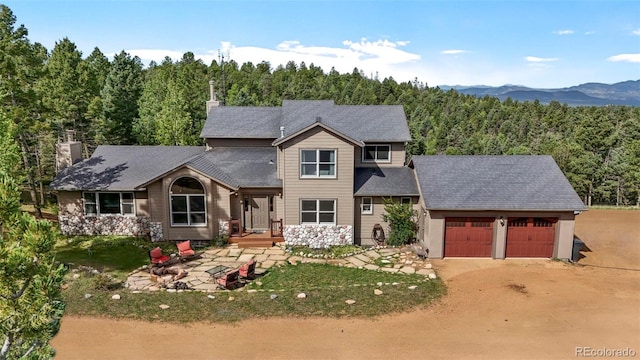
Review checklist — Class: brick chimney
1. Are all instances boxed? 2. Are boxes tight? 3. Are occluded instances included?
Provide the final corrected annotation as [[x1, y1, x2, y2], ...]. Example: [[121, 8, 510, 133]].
[[206, 80, 220, 113], [55, 130, 83, 172]]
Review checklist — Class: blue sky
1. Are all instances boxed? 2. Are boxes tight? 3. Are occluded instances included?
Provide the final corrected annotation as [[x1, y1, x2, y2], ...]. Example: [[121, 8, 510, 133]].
[[5, 0, 640, 88]]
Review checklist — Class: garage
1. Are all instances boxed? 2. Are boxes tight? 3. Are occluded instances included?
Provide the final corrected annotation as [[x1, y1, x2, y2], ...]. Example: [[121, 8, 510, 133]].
[[444, 218, 494, 257], [505, 217, 556, 257]]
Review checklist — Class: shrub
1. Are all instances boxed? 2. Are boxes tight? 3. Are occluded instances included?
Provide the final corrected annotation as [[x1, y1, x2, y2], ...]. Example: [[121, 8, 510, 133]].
[[212, 234, 229, 247], [381, 198, 417, 246]]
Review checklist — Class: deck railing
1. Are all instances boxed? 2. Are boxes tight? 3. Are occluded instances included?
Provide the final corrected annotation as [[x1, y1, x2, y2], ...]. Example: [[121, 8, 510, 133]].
[[270, 218, 283, 238]]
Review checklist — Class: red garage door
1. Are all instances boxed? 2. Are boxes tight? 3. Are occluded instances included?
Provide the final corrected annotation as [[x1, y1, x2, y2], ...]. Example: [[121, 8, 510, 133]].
[[506, 218, 556, 257], [444, 218, 494, 257]]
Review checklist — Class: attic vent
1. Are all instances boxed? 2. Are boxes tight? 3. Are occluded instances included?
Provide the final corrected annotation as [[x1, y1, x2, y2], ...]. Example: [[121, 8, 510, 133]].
[[279, 126, 285, 138], [316, 116, 322, 122]]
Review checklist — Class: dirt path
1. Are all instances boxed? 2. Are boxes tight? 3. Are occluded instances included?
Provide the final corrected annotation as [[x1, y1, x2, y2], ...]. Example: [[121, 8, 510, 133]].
[[52, 210, 640, 359]]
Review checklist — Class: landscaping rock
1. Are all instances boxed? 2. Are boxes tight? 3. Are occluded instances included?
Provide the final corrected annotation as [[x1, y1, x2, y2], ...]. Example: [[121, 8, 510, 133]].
[[270, 294, 278, 300], [148, 286, 160, 292], [166, 289, 177, 293], [345, 299, 356, 305], [374, 289, 383, 295], [428, 273, 437, 279], [247, 289, 258, 293], [376, 282, 383, 286], [73, 274, 81, 279], [207, 295, 216, 299], [425, 263, 433, 269], [297, 293, 307, 299], [111, 294, 121, 300], [228, 296, 235, 301], [84, 294, 92, 299], [159, 304, 170, 310], [408, 285, 418, 290]]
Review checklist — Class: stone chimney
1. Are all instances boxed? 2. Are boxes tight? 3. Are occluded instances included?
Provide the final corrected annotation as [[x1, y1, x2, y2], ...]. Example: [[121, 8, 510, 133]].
[[55, 130, 83, 172], [206, 80, 220, 113]]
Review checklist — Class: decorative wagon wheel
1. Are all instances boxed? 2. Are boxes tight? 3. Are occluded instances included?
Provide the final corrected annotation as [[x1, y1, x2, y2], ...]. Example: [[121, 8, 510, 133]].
[[371, 223, 386, 246]]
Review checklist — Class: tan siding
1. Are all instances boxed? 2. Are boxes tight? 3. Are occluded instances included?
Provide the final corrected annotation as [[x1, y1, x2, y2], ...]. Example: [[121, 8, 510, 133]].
[[281, 127, 354, 225], [354, 196, 419, 245], [277, 147, 283, 179], [355, 142, 406, 167], [162, 168, 215, 241], [57, 191, 83, 216], [147, 181, 164, 222], [206, 138, 274, 148], [134, 191, 149, 217]]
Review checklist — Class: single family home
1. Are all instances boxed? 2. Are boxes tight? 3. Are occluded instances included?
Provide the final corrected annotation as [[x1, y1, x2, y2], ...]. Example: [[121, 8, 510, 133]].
[[50, 82, 587, 259]]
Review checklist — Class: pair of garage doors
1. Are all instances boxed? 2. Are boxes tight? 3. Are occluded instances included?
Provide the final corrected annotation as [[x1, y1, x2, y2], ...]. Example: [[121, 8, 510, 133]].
[[444, 217, 556, 258]]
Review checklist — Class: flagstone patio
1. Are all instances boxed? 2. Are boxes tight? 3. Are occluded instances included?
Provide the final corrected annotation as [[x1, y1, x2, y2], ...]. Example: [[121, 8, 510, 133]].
[[125, 243, 435, 293]]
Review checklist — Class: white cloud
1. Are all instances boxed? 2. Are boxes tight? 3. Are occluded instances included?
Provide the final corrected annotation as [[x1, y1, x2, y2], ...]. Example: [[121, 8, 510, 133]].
[[632, 29, 640, 36], [525, 56, 559, 63], [441, 49, 469, 55], [585, 31, 596, 35], [553, 30, 575, 35], [125, 38, 421, 81], [607, 53, 640, 63]]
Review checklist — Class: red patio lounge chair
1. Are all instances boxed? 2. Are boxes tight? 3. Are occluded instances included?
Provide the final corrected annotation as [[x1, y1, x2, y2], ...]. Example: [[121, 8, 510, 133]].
[[239, 259, 256, 280], [176, 240, 196, 260], [149, 247, 171, 266], [216, 269, 239, 290]]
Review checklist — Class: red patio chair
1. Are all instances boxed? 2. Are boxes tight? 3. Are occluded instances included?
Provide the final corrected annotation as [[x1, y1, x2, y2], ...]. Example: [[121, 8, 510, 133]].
[[239, 259, 256, 280], [176, 240, 196, 260], [149, 247, 171, 266], [216, 269, 239, 290]]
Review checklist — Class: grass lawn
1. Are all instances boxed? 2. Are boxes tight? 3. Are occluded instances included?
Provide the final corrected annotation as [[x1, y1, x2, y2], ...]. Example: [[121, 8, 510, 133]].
[[54, 236, 178, 279], [56, 236, 447, 323]]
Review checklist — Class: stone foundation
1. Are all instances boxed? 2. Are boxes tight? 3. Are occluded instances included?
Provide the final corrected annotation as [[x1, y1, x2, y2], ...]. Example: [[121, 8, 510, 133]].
[[218, 220, 229, 236], [284, 225, 353, 249], [59, 215, 151, 238], [149, 222, 163, 242]]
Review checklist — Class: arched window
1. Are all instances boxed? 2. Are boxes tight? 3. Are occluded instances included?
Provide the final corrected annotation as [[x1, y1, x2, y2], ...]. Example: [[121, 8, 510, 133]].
[[170, 177, 206, 226]]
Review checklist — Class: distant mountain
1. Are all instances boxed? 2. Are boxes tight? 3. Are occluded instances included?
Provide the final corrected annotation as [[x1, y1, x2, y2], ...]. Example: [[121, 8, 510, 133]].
[[439, 80, 640, 107]]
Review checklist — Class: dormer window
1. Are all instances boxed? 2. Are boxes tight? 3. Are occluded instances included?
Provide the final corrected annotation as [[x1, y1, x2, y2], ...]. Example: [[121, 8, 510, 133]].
[[300, 149, 336, 178], [363, 145, 390, 162]]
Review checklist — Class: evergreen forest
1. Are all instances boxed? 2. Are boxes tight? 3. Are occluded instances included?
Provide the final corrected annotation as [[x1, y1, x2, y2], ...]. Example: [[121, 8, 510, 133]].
[[1, 5, 638, 214]]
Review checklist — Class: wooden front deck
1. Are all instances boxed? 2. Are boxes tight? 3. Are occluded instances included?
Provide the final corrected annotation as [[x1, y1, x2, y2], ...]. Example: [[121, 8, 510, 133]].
[[228, 219, 284, 248]]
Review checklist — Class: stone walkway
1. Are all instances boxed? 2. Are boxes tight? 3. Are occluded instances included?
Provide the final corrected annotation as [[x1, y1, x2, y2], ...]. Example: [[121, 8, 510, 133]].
[[126, 243, 436, 293]]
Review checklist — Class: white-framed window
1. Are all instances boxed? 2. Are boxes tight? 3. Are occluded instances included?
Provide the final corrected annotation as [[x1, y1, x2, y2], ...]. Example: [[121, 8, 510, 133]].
[[300, 149, 336, 178], [361, 197, 373, 214], [170, 177, 206, 226], [401, 197, 412, 205], [82, 192, 135, 216], [363, 144, 391, 162], [300, 199, 336, 224]]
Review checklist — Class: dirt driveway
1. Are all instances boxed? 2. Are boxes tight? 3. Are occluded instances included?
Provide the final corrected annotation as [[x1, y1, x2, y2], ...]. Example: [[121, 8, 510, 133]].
[[52, 210, 640, 359]]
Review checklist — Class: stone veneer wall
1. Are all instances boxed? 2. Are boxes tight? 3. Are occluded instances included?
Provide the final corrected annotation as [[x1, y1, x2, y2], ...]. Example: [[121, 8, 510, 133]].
[[149, 222, 163, 242], [59, 215, 153, 239], [284, 225, 353, 249]]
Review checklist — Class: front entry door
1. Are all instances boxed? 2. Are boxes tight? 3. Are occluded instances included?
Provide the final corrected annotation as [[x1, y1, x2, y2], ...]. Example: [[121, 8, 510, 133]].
[[249, 196, 269, 229]]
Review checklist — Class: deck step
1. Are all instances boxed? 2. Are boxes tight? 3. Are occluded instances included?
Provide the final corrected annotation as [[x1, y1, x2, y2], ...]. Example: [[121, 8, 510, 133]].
[[237, 239, 276, 248]]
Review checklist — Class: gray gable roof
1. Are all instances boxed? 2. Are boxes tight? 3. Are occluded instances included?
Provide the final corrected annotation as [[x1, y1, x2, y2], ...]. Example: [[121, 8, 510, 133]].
[[354, 167, 419, 196], [411, 155, 587, 211], [50, 146, 281, 191], [187, 147, 281, 188], [50, 146, 204, 191], [200, 100, 411, 143]]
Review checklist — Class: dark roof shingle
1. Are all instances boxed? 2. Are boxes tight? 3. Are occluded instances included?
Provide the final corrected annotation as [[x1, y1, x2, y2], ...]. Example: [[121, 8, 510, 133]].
[[354, 167, 419, 196], [412, 155, 587, 211], [51, 146, 281, 191], [50, 146, 203, 191], [200, 100, 411, 143]]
